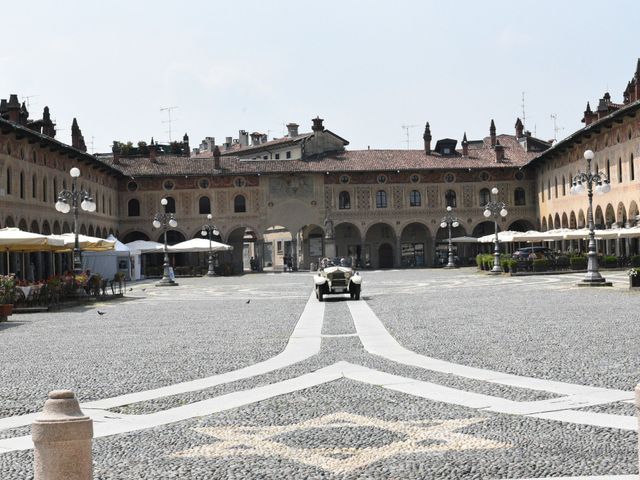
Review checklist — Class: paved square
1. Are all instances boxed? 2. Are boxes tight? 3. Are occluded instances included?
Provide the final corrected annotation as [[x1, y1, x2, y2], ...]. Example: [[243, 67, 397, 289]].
[[0, 268, 638, 479]]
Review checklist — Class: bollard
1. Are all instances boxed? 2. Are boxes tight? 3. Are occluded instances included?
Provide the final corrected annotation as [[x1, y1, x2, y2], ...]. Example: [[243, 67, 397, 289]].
[[636, 384, 640, 471], [32, 390, 93, 480]]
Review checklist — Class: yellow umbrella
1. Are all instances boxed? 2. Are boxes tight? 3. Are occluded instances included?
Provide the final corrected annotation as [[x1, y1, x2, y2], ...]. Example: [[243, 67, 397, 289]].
[[0, 227, 65, 252], [47, 233, 116, 252]]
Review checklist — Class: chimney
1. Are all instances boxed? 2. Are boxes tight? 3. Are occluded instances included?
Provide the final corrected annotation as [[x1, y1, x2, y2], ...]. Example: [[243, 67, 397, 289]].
[[149, 137, 157, 163], [225, 136, 232, 150], [462, 132, 468, 157], [581, 101, 597, 126], [19, 102, 29, 125], [423, 122, 432, 155], [286, 123, 299, 137], [112, 141, 120, 164], [515, 118, 524, 138], [183, 133, 190, 155], [239, 130, 249, 147], [0, 99, 7, 118], [250, 132, 262, 146], [213, 145, 221, 169], [490, 119, 496, 147], [7, 94, 20, 123], [261, 134, 268, 144], [494, 140, 505, 162], [311, 117, 324, 132], [70, 118, 87, 152], [42, 106, 56, 137]]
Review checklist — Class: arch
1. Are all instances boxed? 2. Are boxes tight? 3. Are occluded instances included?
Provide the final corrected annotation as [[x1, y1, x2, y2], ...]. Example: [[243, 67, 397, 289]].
[[410, 190, 422, 207], [335, 222, 363, 265], [157, 230, 186, 245], [88, 225, 95, 237], [561, 212, 569, 228], [508, 219, 535, 232], [401, 222, 432, 267], [541, 217, 548, 231], [30, 220, 40, 233], [198, 195, 211, 214], [19, 171, 25, 199], [444, 190, 455, 208], [18, 218, 28, 231], [32, 174, 37, 199], [594, 205, 604, 228], [365, 222, 397, 268], [629, 201, 639, 225], [227, 226, 258, 273], [578, 210, 586, 229], [42, 220, 51, 235], [5, 216, 15, 228], [604, 204, 615, 227], [234, 194, 246, 213], [378, 243, 394, 268], [547, 214, 553, 230], [617, 202, 628, 226], [53, 221, 61, 235], [42, 177, 47, 202], [338, 191, 351, 210], [375, 190, 388, 208], [5, 167, 11, 195], [569, 211, 577, 229], [479, 188, 490, 206], [472, 221, 498, 237], [514, 187, 526, 205], [261, 225, 292, 271], [554, 213, 561, 229], [62, 222, 71, 234], [121, 231, 150, 243], [164, 196, 176, 214], [128, 198, 140, 217], [80, 224, 88, 235]]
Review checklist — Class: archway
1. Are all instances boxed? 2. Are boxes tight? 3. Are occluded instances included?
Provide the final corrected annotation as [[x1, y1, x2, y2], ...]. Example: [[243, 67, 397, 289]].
[[569, 211, 577, 229], [508, 219, 535, 232], [604, 204, 615, 228], [227, 226, 259, 274], [617, 202, 628, 227], [262, 225, 292, 272], [42, 221, 51, 235], [378, 243, 394, 268], [594, 206, 604, 228], [30, 220, 40, 234], [121, 231, 150, 243], [435, 221, 467, 267], [401, 222, 431, 267], [5, 216, 15, 228], [335, 222, 362, 267], [18, 219, 27, 231], [541, 217, 548, 231], [365, 223, 397, 269], [88, 225, 95, 237], [578, 210, 586, 229], [554, 213, 561, 229], [561, 213, 569, 229], [299, 223, 324, 270]]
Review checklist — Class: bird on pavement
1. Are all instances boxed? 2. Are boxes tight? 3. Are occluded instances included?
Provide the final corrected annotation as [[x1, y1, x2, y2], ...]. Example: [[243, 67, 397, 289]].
[[141, 288, 146, 291], [129, 288, 133, 291], [246, 300, 250, 304], [97, 310, 106, 316]]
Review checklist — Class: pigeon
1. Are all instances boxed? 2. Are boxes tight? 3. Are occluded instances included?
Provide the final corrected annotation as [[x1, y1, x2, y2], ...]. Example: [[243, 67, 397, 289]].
[[246, 300, 250, 304], [97, 311, 106, 316], [141, 288, 146, 292], [129, 288, 133, 291]]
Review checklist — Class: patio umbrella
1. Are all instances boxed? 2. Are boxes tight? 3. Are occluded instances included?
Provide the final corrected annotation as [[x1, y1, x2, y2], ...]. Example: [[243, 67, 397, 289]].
[[164, 238, 233, 253], [47, 233, 116, 252], [124, 240, 164, 254], [449, 236, 479, 243], [477, 231, 523, 243], [0, 227, 65, 252]]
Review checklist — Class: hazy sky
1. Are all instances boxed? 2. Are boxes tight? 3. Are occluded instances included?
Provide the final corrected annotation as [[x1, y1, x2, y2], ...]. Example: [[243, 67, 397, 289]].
[[1, 1, 638, 153]]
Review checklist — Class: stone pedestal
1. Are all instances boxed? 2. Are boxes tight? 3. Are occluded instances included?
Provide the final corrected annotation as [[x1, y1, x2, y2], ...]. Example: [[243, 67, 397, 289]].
[[324, 238, 336, 259], [32, 390, 93, 480]]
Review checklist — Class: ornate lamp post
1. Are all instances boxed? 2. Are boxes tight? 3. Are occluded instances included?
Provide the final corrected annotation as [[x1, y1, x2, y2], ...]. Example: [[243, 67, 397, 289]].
[[483, 187, 508, 274], [153, 198, 178, 286], [570, 149, 612, 286], [55, 167, 96, 274], [201, 214, 220, 277], [440, 206, 459, 268]]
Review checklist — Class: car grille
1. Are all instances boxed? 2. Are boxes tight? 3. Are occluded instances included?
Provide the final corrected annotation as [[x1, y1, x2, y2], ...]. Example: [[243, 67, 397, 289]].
[[330, 272, 347, 287]]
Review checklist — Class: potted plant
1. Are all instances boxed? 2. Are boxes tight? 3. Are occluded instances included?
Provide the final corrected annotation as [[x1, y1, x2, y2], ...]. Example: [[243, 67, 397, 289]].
[[0, 275, 17, 320], [628, 267, 640, 288]]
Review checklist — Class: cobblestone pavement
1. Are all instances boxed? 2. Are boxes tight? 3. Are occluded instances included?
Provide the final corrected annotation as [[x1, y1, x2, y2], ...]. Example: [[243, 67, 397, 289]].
[[0, 268, 639, 479]]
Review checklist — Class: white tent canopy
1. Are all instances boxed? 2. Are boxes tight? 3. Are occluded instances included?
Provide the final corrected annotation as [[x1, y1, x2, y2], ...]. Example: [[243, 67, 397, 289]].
[[477, 231, 526, 243], [125, 240, 164, 254], [164, 238, 232, 253], [47, 233, 115, 252]]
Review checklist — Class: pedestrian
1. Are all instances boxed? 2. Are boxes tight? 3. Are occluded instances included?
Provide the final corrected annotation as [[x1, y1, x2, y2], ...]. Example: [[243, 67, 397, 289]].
[[283, 254, 289, 272]]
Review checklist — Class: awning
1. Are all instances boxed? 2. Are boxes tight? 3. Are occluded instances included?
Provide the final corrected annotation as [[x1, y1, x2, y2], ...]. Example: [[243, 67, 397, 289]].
[[0, 227, 64, 252], [163, 238, 233, 253]]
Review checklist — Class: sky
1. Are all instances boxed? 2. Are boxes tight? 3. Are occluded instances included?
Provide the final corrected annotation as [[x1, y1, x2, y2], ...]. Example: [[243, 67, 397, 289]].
[[1, 1, 638, 153]]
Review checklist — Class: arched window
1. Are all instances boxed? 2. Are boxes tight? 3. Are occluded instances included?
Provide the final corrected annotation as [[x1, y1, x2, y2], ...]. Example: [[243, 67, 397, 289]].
[[5, 168, 11, 195], [554, 177, 558, 198], [53, 178, 58, 200], [410, 190, 422, 207], [32, 174, 37, 198], [618, 157, 622, 183], [102, 195, 105, 214], [234, 195, 246, 213], [514, 187, 526, 205], [19, 172, 25, 199], [108, 197, 112, 216], [606, 159, 610, 180], [444, 189, 455, 207], [164, 196, 176, 213], [42, 178, 47, 202], [338, 191, 351, 209], [128, 199, 140, 217], [631, 153, 635, 181], [561, 176, 566, 196], [199, 196, 211, 214], [376, 190, 387, 208], [547, 180, 551, 200], [479, 188, 490, 206]]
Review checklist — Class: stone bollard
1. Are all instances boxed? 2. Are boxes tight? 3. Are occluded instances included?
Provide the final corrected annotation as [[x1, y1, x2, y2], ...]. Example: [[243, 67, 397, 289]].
[[32, 390, 93, 480]]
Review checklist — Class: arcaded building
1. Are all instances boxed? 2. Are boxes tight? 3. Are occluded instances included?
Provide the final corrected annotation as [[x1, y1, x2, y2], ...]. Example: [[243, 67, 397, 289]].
[[1, 59, 639, 276]]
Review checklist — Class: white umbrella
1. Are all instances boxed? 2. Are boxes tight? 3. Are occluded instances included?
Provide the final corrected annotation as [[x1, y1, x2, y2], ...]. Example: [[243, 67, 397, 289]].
[[164, 238, 232, 253], [477, 231, 523, 243], [125, 240, 164, 254], [47, 233, 115, 252], [0, 227, 64, 251], [617, 226, 640, 238], [562, 228, 617, 240], [449, 236, 479, 243]]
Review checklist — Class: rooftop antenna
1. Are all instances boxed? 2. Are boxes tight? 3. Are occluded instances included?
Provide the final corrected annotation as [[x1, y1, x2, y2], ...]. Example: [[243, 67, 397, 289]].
[[160, 106, 178, 142], [550, 114, 564, 141], [21, 95, 38, 109], [521, 91, 526, 127], [401, 124, 418, 149]]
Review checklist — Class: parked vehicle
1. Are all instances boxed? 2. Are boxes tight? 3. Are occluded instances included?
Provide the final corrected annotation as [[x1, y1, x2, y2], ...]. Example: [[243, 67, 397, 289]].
[[313, 257, 362, 301], [512, 247, 556, 261]]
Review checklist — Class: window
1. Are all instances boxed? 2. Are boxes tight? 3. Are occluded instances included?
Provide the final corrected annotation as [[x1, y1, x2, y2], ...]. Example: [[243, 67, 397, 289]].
[[410, 174, 420, 183], [233, 177, 246, 188], [339, 191, 351, 209], [164, 196, 176, 213], [444, 173, 455, 183], [275, 153, 280, 160], [42, 178, 47, 202], [339, 175, 350, 184], [5, 168, 11, 195], [479, 188, 490, 206], [631, 153, 635, 181], [444, 189, 455, 208], [198, 178, 210, 189], [562, 176, 566, 196], [540, 180, 544, 203], [32, 174, 37, 198], [127, 181, 138, 192], [547, 180, 551, 200], [514, 187, 526, 205], [376, 190, 387, 208], [410, 190, 422, 207], [163, 179, 175, 191], [618, 158, 622, 183], [199, 196, 211, 214], [234, 195, 246, 213], [128, 199, 140, 217], [606, 159, 610, 180], [19, 172, 25, 199], [377, 174, 387, 184], [554, 177, 558, 198], [286, 151, 291, 159], [102, 195, 105, 214]]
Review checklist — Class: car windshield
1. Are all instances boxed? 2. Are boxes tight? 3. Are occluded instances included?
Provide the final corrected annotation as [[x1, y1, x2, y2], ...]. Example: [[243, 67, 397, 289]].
[[320, 257, 352, 268]]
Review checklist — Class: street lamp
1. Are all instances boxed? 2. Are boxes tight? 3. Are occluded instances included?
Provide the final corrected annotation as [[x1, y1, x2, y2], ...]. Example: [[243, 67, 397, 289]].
[[440, 206, 460, 268], [201, 214, 220, 277], [153, 198, 178, 286], [483, 187, 508, 274], [570, 149, 612, 286], [55, 167, 96, 274]]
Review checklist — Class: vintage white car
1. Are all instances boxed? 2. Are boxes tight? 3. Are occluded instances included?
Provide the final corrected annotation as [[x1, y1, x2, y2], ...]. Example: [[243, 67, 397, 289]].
[[313, 257, 362, 301]]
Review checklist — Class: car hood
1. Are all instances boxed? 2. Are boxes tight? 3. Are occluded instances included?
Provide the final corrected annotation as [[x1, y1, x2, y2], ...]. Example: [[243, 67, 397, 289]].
[[322, 266, 353, 275]]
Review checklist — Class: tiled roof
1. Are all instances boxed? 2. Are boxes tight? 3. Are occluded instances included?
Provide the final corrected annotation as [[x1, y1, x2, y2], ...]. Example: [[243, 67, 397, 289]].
[[219, 133, 313, 156], [101, 134, 542, 177]]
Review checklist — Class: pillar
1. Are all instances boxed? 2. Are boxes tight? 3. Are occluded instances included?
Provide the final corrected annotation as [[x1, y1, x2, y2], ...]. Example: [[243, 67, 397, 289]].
[[291, 238, 298, 271], [395, 237, 402, 268], [255, 239, 264, 271], [32, 390, 93, 480]]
